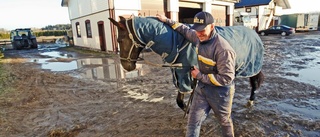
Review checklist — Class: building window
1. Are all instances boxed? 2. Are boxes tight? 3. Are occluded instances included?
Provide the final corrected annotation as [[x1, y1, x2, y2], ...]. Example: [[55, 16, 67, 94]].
[[76, 22, 81, 37], [85, 20, 92, 38], [245, 7, 251, 13]]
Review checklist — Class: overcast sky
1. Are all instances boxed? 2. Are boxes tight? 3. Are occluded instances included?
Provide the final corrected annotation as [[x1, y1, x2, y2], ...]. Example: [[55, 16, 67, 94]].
[[0, 0, 70, 30], [281, 0, 320, 14]]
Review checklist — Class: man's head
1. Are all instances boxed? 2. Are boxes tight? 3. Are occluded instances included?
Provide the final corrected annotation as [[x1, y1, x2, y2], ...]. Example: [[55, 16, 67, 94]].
[[191, 11, 214, 31], [191, 11, 215, 42]]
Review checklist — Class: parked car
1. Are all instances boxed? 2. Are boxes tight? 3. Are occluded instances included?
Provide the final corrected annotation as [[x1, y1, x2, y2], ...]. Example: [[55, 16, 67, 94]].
[[258, 25, 295, 36]]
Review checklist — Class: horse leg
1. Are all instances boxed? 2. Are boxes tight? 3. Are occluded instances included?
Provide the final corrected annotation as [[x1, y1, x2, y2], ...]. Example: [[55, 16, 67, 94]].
[[247, 71, 264, 107], [176, 92, 187, 112]]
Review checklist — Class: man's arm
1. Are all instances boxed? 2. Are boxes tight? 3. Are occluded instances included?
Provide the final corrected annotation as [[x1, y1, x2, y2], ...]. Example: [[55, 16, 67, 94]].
[[156, 14, 199, 44], [196, 49, 236, 86]]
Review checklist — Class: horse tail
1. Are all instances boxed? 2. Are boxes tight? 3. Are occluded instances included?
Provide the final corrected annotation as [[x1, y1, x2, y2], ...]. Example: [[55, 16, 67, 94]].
[[248, 71, 264, 104], [255, 71, 264, 88], [250, 71, 264, 89]]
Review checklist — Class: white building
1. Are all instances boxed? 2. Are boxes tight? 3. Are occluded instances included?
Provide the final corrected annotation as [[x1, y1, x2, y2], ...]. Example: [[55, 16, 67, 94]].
[[61, 0, 239, 52]]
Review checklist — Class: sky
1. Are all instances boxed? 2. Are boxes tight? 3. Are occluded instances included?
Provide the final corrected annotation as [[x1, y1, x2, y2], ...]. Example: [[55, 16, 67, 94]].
[[0, 0, 319, 30], [281, 0, 320, 14], [0, 0, 70, 30]]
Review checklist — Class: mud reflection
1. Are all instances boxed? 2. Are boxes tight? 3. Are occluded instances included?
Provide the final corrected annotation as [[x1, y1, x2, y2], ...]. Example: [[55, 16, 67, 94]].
[[38, 59, 78, 71], [76, 58, 147, 80], [40, 51, 72, 58]]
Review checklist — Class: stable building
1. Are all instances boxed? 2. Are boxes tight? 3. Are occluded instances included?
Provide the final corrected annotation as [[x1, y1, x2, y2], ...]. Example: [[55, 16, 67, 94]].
[[61, 0, 239, 52], [234, 0, 291, 32]]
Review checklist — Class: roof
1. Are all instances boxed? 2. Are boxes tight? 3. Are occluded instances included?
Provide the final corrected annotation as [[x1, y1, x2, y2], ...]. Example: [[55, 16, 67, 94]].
[[61, 0, 68, 7], [14, 28, 31, 31], [235, 0, 290, 9], [235, 0, 271, 8]]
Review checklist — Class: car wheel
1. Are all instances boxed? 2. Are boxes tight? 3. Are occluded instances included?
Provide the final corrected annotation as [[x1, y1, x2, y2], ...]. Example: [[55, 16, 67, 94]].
[[281, 32, 287, 36], [261, 32, 266, 36]]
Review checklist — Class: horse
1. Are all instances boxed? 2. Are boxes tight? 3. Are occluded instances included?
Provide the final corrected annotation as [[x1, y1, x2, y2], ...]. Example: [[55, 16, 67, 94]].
[[109, 16, 264, 111]]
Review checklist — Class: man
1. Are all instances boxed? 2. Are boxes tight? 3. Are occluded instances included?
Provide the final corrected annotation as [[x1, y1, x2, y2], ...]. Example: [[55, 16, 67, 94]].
[[157, 11, 236, 137]]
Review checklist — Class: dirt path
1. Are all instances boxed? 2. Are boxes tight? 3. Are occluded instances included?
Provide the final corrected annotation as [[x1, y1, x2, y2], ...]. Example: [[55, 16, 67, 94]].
[[0, 33, 319, 137]]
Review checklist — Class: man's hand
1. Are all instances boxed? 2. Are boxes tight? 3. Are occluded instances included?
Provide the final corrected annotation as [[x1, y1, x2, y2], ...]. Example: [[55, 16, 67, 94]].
[[156, 14, 167, 23], [191, 66, 200, 78]]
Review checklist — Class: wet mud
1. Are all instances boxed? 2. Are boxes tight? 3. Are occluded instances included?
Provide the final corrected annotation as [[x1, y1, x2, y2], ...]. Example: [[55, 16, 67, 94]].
[[0, 33, 319, 137]]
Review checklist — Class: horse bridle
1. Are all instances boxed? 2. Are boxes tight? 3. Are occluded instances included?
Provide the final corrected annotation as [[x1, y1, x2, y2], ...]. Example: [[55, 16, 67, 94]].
[[119, 17, 181, 69], [119, 19, 145, 62]]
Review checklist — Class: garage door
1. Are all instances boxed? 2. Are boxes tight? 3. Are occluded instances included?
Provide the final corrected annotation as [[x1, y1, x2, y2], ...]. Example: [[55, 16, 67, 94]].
[[211, 5, 227, 26], [139, 0, 165, 16]]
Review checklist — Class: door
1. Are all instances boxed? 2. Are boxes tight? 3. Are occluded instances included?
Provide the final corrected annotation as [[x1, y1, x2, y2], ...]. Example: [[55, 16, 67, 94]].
[[98, 21, 106, 51], [211, 5, 227, 26]]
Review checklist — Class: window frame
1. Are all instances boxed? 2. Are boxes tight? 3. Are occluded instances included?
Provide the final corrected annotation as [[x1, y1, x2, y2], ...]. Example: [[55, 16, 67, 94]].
[[76, 22, 81, 38], [85, 20, 92, 38], [245, 7, 251, 13]]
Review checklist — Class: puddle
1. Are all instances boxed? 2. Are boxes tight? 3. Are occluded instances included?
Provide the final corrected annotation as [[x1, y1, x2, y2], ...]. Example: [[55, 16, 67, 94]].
[[37, 43, 69, 50], [264, 99, 320, 120], [281, 46, 320, 87], [40, 51, 72, 58], [30, 51, 151, 80], [36, 59, 78, 71], [76, 58, 149, 80], [2, 43, 67, 51], [29, 50, 156, 101], [283, 67, 320, 87]]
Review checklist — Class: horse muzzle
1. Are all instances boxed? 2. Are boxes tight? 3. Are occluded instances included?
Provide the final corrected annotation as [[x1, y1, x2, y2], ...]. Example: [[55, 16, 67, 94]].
[[121, 61, 136, 71]]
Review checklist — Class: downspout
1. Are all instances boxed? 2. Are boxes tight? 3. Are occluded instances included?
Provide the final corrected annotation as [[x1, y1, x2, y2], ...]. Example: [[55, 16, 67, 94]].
[[265, 2, 275, 29], [255, 7, 259, 32], [108, 0, 118, 53]]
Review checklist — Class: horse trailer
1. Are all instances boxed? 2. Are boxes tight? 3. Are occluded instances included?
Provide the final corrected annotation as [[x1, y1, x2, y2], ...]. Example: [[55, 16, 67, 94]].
[[296, 13, 319, 31], [281, 13, 319, 32]]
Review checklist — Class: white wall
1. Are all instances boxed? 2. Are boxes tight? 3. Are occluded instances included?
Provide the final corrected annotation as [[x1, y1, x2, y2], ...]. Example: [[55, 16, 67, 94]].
[[91, 0, 108, 13], [114, 0, 141, 10], [68, 0, 108, 19], [66, 0, 141, 51], [71, 11, 113, 51], [68, 0, 79, 19]]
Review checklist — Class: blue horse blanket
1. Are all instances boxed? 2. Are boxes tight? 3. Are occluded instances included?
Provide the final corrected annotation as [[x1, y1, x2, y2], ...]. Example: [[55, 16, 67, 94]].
[[132, 16, 264, 92]]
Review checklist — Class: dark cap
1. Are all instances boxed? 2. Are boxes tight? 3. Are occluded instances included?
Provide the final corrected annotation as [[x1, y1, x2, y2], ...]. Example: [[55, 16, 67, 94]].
[[191, 11, 214, 31]]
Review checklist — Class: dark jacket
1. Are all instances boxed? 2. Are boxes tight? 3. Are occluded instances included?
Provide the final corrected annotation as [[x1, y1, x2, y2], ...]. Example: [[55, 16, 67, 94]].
[[165, 19, 236, 87]]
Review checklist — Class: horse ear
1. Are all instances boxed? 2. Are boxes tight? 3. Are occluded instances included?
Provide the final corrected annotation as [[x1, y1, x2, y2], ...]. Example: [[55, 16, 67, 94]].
[[108, 17, 126, 30], [119, 16, 126, 21]]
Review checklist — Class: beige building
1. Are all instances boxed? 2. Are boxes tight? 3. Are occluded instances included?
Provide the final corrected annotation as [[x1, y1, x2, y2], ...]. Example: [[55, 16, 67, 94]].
[[61, 0, 239, 52]]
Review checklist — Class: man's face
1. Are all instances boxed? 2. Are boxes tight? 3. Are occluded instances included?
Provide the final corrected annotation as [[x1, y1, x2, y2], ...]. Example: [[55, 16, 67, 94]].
[[195, 24, 214, 42]]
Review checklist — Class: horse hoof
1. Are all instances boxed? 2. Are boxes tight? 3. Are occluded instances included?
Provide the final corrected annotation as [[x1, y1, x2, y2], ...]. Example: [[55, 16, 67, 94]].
[[245, 100, 254, 108]]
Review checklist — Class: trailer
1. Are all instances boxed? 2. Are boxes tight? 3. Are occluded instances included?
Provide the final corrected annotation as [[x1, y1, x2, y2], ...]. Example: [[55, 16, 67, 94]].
[[296, 13, 319, 31]]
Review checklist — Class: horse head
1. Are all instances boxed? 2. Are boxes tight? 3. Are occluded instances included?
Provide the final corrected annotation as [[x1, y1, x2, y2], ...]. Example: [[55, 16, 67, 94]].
[[109, 16, 144, 71]]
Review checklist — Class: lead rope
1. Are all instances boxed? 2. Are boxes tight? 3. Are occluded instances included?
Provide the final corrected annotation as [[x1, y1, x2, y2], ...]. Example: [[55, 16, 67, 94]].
[[184, 67, 197, 118]]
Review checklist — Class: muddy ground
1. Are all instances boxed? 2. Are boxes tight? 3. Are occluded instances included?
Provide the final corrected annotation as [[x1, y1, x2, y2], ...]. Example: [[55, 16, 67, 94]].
[[0, 32, 319, 137]]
